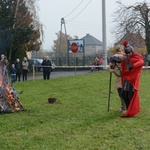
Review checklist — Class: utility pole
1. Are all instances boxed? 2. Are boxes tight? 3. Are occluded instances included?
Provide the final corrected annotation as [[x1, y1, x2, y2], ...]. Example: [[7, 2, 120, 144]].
[[59, 18, 68, 56], [102, 0, 107, 69]]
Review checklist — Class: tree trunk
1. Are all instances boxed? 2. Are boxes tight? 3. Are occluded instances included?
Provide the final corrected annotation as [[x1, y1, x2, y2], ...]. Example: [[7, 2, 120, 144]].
[[145, 26, 150, 54], [9, 49, 12, 64]]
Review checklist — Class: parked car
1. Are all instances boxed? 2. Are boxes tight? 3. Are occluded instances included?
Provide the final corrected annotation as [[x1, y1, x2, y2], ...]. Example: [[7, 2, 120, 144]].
[[28, 59, 43, 72]]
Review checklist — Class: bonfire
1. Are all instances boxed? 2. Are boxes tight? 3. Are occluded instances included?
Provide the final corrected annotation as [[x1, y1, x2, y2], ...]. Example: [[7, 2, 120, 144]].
[[0, 59, 24, 113]]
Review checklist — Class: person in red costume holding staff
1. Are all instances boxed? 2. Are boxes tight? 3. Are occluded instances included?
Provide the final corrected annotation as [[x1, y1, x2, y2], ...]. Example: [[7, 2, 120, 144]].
[[113, 40, 144, 117]]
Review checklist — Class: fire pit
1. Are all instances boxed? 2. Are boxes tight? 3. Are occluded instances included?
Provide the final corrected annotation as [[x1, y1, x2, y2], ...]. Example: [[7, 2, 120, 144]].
[[48, 97, 57, 104]]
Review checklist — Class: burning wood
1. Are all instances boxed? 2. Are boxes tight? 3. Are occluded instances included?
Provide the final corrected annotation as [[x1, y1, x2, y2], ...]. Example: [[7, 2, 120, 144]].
[[0, 58, 24, 113]]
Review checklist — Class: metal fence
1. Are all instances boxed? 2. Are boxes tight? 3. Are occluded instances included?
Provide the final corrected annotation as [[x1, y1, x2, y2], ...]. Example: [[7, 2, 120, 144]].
[[51, 56, 96, 66]]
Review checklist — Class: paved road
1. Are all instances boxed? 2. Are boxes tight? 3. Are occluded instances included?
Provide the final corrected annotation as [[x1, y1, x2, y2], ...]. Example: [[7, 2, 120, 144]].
[[31, 70, 90, 81]]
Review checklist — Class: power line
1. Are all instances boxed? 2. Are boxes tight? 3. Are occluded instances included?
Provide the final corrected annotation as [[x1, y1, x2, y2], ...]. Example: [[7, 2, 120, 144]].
[[66, 0, 93, 23], [67, 21, 101, 27], [63, 0, 85, 18]]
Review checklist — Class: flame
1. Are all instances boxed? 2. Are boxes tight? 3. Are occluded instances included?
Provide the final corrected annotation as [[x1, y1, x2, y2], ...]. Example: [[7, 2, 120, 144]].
[[0, 57, 24, 113]]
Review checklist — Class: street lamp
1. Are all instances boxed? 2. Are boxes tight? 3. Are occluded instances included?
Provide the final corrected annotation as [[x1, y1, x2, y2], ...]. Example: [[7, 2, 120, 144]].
[[102, 0, 107, 69]]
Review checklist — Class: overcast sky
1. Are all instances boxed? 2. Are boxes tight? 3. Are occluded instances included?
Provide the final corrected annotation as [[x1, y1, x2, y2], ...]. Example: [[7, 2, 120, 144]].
[[37, 0, 145, 51]]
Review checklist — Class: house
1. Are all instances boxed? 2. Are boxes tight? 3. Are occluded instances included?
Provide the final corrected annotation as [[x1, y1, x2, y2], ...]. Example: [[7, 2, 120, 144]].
[[114, 31, 145, 52], [81, 33, 103, 56]]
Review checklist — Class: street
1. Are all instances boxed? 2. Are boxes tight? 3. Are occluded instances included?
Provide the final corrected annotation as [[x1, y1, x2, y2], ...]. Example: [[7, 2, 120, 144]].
[[31, 70, 90, 81]]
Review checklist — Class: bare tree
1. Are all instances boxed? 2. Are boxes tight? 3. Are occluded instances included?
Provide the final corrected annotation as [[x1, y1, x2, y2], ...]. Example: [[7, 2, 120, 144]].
[[113, 1, 150, 54]]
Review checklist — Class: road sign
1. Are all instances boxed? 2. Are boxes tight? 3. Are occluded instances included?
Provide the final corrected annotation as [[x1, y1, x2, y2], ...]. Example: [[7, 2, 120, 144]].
[[70, 43, 78, 53]]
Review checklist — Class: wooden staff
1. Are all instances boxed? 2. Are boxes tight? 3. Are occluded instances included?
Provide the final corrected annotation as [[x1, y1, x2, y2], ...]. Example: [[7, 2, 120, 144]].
[[108, 72, 112, 112]]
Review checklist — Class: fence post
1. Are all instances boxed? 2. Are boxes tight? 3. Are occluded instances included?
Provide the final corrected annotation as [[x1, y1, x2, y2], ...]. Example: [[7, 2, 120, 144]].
[[32, 65, 35, 81], [59, 57, 62, 66], [76, 57, 78, 66]]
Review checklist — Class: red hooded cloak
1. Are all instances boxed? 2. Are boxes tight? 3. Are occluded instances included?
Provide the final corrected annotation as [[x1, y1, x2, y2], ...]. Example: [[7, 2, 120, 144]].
[[121, 53, 144, 117]]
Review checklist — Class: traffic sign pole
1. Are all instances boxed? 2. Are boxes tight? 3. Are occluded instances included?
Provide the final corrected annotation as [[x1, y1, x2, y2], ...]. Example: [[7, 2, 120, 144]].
[[74, 53, 76, 76]]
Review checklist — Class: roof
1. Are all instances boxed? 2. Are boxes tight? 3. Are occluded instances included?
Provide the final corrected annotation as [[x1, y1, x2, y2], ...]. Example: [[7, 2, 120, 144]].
[[81, 34, 103, 46], [115, 31, 145, 51]]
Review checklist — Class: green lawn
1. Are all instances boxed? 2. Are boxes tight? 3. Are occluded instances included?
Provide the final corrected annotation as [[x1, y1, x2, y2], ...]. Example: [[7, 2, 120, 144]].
[[0, 70, 150, 150]]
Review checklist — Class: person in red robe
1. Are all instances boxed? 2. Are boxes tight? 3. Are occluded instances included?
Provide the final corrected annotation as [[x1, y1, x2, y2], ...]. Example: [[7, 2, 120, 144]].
[[113, 41, 144, 117]]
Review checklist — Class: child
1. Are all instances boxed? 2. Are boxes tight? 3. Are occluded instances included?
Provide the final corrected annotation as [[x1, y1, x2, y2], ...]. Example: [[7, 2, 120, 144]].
[[10, 64, 16, 83], [89, 61, 96, 73]]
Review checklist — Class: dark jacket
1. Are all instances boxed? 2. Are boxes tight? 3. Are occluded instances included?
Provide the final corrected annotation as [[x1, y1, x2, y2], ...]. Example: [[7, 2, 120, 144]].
[[15, 62, 22, 73], [10, 68, 16, 75], [42, 59, 52, 72]]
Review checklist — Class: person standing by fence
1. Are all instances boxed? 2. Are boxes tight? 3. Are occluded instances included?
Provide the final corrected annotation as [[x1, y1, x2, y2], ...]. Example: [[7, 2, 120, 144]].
[[22, 57, 29, 81], [94, 54, 100, 71], [42, 56, 52, 80], [10, 64, 16, 84], [15, 58, 22, 82]]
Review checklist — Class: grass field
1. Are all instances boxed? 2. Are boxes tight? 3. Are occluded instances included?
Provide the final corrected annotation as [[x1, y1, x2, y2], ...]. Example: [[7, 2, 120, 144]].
[[0, 70, 150, 150]]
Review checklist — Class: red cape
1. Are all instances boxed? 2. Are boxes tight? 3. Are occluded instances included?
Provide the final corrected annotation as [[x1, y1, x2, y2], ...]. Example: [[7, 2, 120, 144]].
[[121, 53, 144, 117]]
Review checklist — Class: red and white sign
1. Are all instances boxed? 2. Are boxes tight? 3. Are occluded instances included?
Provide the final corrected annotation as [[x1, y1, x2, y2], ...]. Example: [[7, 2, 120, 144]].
[[70, 43, 78, 53]]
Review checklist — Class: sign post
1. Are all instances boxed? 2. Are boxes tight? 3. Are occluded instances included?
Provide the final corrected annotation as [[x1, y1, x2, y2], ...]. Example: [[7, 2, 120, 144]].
[[70, 43, 78, 76]]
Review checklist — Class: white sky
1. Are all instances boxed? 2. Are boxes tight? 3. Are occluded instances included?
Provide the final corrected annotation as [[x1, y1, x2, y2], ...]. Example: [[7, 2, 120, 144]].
[[37, 0, 145, 51]]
